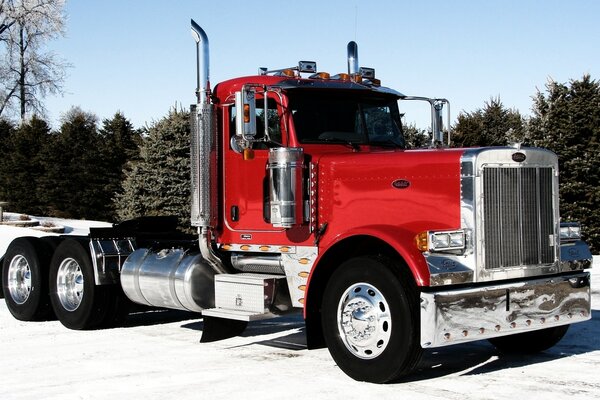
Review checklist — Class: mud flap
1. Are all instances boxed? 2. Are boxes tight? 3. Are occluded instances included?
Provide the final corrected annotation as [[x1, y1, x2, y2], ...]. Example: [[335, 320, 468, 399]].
[[200, 316, 248, 342]]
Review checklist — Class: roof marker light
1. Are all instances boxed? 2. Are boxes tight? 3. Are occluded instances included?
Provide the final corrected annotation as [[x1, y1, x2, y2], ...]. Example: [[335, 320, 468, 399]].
[[332, 73, 351, 81], [309, 72, 331, 80]]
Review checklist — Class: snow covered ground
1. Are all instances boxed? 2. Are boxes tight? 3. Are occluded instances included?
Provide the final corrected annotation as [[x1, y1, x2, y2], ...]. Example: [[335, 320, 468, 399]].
[[0, 222, 598, 399]]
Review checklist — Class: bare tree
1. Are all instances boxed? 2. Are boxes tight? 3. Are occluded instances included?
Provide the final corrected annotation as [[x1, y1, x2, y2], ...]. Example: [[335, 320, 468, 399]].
[[0, 1, 16, 39], [0, 0, 68, 121]]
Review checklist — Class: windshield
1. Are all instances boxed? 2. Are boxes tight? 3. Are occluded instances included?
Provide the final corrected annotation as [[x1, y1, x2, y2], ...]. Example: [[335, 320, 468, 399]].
[[288, 90, 405, 148]]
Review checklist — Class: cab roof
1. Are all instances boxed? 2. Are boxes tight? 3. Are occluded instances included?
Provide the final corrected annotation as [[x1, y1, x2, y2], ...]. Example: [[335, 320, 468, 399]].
[[213, 75, 404, 102]]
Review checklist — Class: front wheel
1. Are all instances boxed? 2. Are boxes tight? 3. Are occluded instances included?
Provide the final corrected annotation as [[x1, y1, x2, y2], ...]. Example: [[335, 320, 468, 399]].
[[321, 256, 422, 383]]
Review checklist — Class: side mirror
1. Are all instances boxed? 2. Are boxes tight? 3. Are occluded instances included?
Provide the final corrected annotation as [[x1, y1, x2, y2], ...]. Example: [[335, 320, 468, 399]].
[[432, 101, 444, 146], [431, 99, 450, 147], [235, 89, 257, 142]]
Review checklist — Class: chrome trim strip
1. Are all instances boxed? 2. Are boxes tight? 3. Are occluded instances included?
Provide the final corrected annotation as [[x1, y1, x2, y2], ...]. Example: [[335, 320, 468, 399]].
[[280, 246, 317, 308]]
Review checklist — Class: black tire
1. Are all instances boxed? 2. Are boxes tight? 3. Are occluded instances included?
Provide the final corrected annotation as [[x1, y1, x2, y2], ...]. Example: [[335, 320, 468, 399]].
[[49, 239, 123, 330], [489, 325, 570, 354], [321, 256, 422, 383], [2, 237, 53, 321]]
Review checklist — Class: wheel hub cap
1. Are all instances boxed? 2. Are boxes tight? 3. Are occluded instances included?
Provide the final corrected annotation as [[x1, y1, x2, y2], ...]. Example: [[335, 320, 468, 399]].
[[56, 258, 84, 311], [338, 282, 391, 359], [7, 255, 32, 304]]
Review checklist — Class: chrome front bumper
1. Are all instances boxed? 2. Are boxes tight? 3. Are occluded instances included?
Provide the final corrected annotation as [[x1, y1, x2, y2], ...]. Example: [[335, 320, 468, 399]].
[[420, 271, 591, 348]]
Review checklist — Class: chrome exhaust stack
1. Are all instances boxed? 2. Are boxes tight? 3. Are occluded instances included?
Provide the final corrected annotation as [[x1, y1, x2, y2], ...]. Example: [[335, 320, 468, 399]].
[[190, 20, 226, 274], [347, 41, 359, 76], [191, 19, 210, 105]]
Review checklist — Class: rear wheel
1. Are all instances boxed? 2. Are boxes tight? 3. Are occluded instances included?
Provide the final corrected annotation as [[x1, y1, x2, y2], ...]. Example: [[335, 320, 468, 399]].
[[489, 325, 569, 354], [2, 237, 53, 321], [49, 239, 125, 329], [321, 256, 422, 383]]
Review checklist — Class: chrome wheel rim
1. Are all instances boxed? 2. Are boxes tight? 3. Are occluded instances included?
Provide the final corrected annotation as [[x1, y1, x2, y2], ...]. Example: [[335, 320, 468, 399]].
[[7, 255, 32, 304], [56, 258, 84, 311], [337, 282, 392, 359]]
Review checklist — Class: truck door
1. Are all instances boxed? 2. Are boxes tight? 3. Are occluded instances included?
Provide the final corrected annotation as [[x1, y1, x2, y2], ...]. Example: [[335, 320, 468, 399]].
[[223, 95, 285, 235]]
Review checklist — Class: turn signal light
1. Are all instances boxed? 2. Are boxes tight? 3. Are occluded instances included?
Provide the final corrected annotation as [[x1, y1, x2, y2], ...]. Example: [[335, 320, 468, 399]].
[[415, 232, 428, 252], [243, 104, 251, 123]]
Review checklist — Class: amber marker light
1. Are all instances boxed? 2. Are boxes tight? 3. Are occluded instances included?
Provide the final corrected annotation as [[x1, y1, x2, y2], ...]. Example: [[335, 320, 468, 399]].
[[331, 73, 351, 81], [415, 231, 428, 252], [243, 103, 251, 123], [243, 148, 254, 160], [309, 72, 331, 80]]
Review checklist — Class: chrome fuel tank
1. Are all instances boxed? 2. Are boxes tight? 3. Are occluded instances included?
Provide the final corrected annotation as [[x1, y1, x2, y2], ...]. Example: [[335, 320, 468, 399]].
[[121, 248, 216, 312]]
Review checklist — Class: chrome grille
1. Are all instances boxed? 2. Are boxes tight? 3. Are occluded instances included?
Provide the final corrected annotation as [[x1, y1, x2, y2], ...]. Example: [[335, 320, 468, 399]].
[[483, 166, 555, 270]]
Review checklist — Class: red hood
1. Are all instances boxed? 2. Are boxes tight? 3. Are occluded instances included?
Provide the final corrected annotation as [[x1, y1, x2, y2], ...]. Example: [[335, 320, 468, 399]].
[[314, 147, 464, 244]]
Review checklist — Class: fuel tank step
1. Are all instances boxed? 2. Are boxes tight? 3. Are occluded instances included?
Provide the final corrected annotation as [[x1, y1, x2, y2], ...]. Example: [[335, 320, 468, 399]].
[[202, 308, 278, 322], [205, 273, 291, 319]]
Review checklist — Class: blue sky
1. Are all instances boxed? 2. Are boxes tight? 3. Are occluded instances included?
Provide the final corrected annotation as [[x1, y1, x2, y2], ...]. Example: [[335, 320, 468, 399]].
[[44, 0, 600, 130]]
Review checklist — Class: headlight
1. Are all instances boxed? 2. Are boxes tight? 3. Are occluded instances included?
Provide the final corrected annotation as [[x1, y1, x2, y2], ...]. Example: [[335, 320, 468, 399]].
[[416, 230, 466, 252], [560, 222, 581, 242]]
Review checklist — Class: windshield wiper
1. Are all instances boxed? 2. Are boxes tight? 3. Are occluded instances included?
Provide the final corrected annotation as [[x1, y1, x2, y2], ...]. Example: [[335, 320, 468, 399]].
[[369, 139, 404, 148], [302, 138, 362, 151]]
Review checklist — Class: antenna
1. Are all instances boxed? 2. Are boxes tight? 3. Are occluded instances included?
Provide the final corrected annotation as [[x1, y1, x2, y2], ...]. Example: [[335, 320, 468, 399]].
[[354, 5, 358, 41]]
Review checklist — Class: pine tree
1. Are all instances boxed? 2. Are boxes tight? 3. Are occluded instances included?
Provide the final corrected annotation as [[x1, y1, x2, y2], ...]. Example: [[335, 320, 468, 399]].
[[403, 123, 429, 148], [527, 75, 600, 252], [98, 112, 142, 219], [1, 115, 50, 214], [39, 107, 108, 219], [452, 97, 525, 147], [115, 108, 191, 230], [0, 118, 16, 202]]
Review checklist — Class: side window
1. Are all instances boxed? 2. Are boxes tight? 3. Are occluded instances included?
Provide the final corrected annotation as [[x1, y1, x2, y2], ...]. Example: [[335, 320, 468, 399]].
[[229, 97, 282, 148], [257, 100, 282, 144]]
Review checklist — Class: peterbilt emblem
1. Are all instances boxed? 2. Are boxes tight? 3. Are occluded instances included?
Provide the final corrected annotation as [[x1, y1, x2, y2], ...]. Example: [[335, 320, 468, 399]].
[[512, 152, 527, 162], [392, 179, 411, 189], [568, 248, 580, 258]]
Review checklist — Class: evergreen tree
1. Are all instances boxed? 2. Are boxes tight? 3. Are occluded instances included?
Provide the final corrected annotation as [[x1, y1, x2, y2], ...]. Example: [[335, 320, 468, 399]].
[[527, 75, 600, 252], [115, 108, 191, 230], [0, 117, 15, 202], [0, 115, 50, 214], [39, 107, 108, 219], [98, 112, 142, 218], [403, 123, 429, 148], [452, 97, 525, 147]]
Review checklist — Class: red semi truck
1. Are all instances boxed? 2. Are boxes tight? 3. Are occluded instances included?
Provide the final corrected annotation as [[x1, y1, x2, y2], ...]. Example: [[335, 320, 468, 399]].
[[1, 20, 592, 383]]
